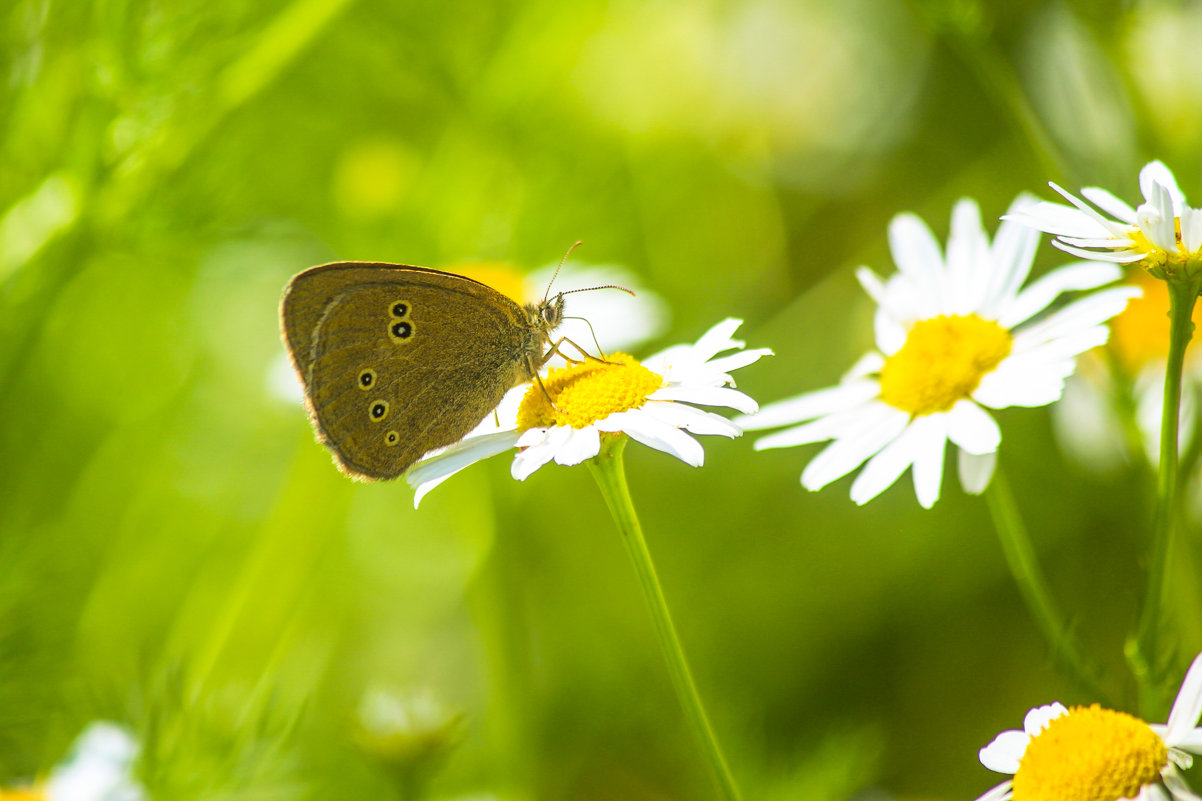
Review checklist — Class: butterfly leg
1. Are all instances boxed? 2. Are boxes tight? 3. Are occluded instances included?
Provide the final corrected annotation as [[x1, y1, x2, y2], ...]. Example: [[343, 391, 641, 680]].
[[540, 336, 617, 367]]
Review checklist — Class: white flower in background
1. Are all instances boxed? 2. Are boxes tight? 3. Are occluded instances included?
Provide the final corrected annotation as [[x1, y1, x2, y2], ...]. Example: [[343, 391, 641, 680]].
[[355, 686, 463, 767], [738, 196, 1139, 508], [407, 319, 771, 506], [449, 259, 669, 361], [1005, 160, 1202, 272], [522, 261, 669, 355], [1, 722, 144, 801], [974, 651, 1202, 801]]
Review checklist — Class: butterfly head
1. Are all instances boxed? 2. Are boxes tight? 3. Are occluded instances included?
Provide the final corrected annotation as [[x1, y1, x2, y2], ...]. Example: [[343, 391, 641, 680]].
[[538, 294, 565, 332]]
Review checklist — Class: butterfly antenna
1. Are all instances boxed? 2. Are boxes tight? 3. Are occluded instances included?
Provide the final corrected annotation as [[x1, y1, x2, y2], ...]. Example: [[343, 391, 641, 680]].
[[559, 283, 636, 298], [544, 240, 584, 303]]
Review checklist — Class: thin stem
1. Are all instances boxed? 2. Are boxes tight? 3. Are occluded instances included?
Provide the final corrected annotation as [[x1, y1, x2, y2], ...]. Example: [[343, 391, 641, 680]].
[[985, 467, 1111, 704], [1128, 276, 1202, 713], [587, 436, 743, 801]]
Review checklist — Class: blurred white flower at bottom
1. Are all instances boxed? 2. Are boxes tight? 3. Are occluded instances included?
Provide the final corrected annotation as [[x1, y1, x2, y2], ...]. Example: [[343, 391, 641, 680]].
[[1, 722, 143, 801]]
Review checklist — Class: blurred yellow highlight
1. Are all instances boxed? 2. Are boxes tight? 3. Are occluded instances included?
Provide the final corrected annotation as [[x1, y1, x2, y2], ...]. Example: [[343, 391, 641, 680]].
[[333, 138, 419, 220], [444, 261, 528, 305], [0, 788, 46, 801], [1110, 271, 1202, 373]]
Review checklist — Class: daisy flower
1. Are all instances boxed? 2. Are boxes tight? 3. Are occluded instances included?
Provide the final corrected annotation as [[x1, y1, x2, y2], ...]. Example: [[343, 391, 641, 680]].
[[1005, 160, 1202, 277], [406, 318, 771, 506], [737, 196, 1140, 508], [974, 651, 1202, 801]]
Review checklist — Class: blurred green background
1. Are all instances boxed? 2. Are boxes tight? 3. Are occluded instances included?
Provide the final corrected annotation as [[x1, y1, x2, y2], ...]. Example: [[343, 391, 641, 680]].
[[3, 0, 1201, 798]]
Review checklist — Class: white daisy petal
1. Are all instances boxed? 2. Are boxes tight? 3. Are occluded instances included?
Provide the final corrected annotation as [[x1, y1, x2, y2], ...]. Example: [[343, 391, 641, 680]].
[[974, 360, 1068, 409], [1048, 181, 1138, 238], [945, 399, 1001, 455], [1055, 233, 1140, 249], [1024, 702, 1068, 735], [888, 212, 945, 314], [909, 414, 947, 509], [958, 448, 996, 495], [1171, 730, 1202, 753], [737, 379, 881, 430], [686, 317, 746, 361], [847, 352, 886, 378], [615, 412, 706, 466], [847, 414, 935, 505], [553, 427, 602, 466], [1167, 653, 1202, 745], [1142, 182, 1180, 251], [1012, 321, 1112, 360], [801, 405, 910, 491], [1143, 784, 1171, 801], [1163, 768, 1202, 801], [512, 426, 572, 480], [874, 302, 911, 355], [972, 781, 1015, 801], [998, 261, 1124, 329], [979, 729, 1030, 774], [1013, 286, 1140, 346], [946, 198, 988, 314], [753, 407, 877, 450], [1080, 186, 1137, 222], [1004, 201, 1111, 239], [635, 401, 742, 438], [650, 385, 760, 414], [704, 347, 775, 376], [855, 266, 889, 305], [1052, 240, 1146, 262], [1141, 160, 1186, 212], [407, 431, 523, 507], [1184, 208, 1202, 253], [985, 205, 1040, 314]]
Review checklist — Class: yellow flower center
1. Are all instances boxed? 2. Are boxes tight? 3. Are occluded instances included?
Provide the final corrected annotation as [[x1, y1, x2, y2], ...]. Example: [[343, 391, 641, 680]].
[[1129, 217, 1202, 280], [517, 354, 664, 430], [1012, 705, 1168, 801], [878, 315, 1012, 415]]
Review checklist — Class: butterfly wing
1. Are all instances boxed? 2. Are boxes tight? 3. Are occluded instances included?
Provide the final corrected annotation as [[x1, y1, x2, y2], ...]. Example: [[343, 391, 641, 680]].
[[281, 262, 543, 480]]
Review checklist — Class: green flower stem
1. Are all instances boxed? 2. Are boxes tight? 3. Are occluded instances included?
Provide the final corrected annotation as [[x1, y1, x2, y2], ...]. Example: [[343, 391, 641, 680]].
[[587, 436, 743, 801], [985, 467, 1111, 704], [1128, 275, 1202, 711]]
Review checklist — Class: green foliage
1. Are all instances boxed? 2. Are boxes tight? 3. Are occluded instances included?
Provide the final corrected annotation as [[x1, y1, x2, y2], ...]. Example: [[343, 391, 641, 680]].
[[0, 0, 1192, 798]]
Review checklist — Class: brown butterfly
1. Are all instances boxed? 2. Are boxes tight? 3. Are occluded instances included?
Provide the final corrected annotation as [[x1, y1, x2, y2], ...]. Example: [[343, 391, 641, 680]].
[[280, 261, 573, 481]]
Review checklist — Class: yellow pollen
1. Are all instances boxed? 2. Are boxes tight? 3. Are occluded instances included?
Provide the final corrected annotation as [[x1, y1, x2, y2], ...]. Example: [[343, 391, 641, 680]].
[[879, 315, 1012, 415], [517, 354, 664, 430], [1012, 705, 1168, 801]]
